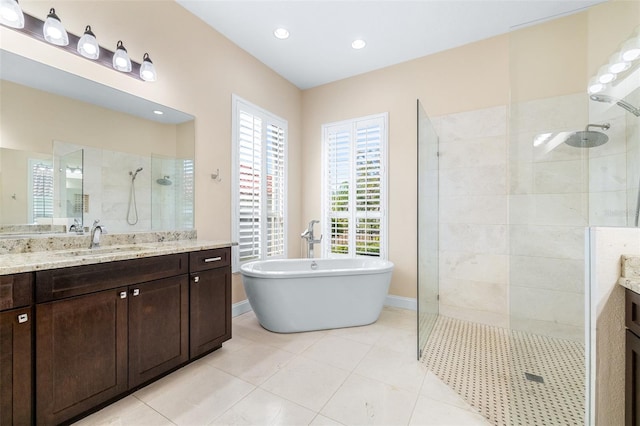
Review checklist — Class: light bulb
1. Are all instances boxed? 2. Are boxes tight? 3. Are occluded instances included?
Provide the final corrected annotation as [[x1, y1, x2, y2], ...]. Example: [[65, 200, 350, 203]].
[[597, 65, 616, 84], [622, 37, 640, 62], [139, 53, 157, 82], [43, 8, 68, 46], [112, 40, 132, 72], [77, 25, 99, 60], [0, 0, 24, 28], [608, 52, 631, 74], [587, 76, 605, 95]]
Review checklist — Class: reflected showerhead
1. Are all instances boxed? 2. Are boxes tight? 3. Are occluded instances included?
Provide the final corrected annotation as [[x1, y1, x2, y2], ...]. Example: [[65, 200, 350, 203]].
[[156, 175, 172, 186], [564, 123, 610, 148], [590, 94, 640, 117]]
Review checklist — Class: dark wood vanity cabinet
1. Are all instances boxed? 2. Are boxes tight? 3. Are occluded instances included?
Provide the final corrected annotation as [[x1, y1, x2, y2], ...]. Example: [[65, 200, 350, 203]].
[[128, 275, 189, 388], [189, 248, 232, 359], [627, 289, 640, 425], [3, 246, 231, 425], [36, 288, 129, 425], [35, 253, 188, 425], [0, 273, 34, 426]]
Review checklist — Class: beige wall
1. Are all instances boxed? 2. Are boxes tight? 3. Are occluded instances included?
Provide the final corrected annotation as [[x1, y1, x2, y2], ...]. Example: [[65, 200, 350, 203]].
[[0, 0, 302, 304], [302, 35, 509, 299]]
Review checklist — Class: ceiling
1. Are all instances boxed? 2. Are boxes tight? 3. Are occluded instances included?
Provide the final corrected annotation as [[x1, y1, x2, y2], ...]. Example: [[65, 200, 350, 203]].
[[176, 0, 605, 90]]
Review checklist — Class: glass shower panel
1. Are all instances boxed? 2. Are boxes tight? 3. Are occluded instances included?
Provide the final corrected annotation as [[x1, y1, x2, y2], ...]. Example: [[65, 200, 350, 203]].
[[55, 149, 83, 227], [151, 154, 195, 230], [417, 99, 439, 360]]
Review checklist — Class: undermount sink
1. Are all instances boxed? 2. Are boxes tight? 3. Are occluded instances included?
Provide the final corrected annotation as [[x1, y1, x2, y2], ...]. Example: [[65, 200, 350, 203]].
[[53, 245, 151, 257]]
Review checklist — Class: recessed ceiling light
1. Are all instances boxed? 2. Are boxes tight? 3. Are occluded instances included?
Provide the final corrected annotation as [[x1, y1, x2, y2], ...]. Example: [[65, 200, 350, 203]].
[[274, 28, 290, 40], [352, 39, 366, 50], [153, 110, 164, 115]]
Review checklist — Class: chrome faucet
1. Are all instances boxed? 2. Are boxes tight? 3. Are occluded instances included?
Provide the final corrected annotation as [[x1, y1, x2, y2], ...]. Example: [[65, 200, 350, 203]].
[[69, 218, 83, 234], [301, 220, 322, 258], [89, 219, 106, 249]]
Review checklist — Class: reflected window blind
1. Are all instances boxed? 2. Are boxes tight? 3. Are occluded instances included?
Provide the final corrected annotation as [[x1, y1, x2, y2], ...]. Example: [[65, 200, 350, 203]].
[[323, 114, 387, 258], [182, 159, 194, 229], [31, 161, 54, 219], [233, 96, 287, 269]]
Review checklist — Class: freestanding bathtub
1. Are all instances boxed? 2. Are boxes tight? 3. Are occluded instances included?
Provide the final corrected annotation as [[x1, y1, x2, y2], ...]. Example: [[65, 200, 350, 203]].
[[240, 258, 394, 333]]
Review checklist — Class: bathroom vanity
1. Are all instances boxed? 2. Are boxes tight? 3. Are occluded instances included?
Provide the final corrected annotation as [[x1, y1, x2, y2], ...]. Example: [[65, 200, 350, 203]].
[[0, 234, 232, 425]]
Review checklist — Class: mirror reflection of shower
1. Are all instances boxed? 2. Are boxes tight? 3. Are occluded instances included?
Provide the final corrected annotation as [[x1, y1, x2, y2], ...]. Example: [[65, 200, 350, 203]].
[[156, 175, 172, 186], [564, 123, 610, 148], [127, 167, 143, 225]]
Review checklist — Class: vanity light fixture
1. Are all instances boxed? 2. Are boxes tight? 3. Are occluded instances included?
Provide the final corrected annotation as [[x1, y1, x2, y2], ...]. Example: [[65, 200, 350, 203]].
[[608, 52, 631, 74], [273, 27, 289, 40], [0, 0, 24, 28], [596, 65, 616, 85], [112, 40, 132, 72], [0, 8, 156, 81], [77, 25, 99, 59], [351, 39, 366, 50], [587, 76, 606, 95], [139, 53, 157, 81], [43, 8, 68, 46]]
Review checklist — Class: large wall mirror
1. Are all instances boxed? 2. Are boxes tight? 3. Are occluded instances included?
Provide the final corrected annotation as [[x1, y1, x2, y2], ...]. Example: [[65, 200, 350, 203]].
[[0, 50, 195, 235]]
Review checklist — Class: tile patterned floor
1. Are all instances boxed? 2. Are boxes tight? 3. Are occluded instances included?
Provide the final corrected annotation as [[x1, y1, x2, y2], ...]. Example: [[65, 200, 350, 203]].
[[74, 307, 490, 426], [421, 316, 585, 426]]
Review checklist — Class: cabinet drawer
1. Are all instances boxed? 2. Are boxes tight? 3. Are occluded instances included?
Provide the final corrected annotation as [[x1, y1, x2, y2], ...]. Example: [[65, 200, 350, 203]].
[[0, 273, 33, 311], [626, 289, 640, 338], [36, 253, 188, 302], [189, 248, 230, 272]]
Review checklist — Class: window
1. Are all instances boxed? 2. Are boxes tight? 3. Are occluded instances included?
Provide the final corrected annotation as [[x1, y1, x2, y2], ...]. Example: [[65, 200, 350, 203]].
[[29, 159, 54, 222], [232, 95, 287, 270], [322, 113, 388, 259]]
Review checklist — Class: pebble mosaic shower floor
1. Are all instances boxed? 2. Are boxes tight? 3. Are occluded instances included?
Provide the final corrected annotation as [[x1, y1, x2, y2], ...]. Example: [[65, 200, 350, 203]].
[[421, 316, 585, 425]]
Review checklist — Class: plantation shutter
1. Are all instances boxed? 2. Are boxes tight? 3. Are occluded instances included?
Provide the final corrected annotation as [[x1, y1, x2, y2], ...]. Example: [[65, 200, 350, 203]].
[[323, 113, 387, 259], [232, 95, 287, 269], [182, 159, 194, 229], [32, 161, 54, 219]]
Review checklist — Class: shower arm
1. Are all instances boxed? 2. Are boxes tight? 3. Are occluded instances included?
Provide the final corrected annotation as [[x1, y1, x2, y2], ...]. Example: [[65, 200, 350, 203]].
[[585, 123, 610, 132]]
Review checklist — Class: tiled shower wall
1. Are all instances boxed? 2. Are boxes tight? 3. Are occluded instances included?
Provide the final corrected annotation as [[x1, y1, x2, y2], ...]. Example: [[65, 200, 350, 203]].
[[433, 105, 510, 329], [432, 93, 633, 341]]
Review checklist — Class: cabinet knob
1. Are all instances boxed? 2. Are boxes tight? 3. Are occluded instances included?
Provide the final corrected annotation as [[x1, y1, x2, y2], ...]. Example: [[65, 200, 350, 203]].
[[120, 291, 127, 299], [132, 289, 140, 296], [17, 313, 28, 324], [194, 276, 200, 283]]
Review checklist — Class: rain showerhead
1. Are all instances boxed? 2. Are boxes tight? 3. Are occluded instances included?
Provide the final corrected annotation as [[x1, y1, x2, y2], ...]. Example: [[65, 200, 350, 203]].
[[564, 123, 610, 148], [590, 94, 640, 117], [156, 175, 172, 186]]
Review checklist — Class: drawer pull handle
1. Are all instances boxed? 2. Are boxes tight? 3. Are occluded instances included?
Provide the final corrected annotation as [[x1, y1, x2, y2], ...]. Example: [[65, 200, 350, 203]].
[[204, 257, 222, 263], [120, 291, 127, 299], [17, 313, 28, 324]]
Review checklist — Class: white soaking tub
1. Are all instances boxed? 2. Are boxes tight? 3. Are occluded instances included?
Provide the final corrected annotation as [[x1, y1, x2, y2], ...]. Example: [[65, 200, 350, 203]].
[[240, 258, 394, 333]]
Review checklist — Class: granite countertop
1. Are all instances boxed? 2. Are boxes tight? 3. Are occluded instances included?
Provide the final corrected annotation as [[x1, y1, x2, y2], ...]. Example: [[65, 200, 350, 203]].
[[619, 255, 640, 294], [0, 231, 234, 275]]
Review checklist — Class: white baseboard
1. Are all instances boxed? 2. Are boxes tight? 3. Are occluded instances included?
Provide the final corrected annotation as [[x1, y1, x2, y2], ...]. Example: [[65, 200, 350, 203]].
[[232, 300, 252, 317], [385, 295, 417, 311]]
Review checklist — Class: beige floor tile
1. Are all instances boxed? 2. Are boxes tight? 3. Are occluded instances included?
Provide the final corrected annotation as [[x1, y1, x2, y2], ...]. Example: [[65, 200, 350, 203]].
[[202, 341, 296, 385], [302, 334, 372, 371], [420, 372, 473, 410], [210, 388, 316, 425], [260, 355, 349, 411], [375, 325, 418, 357], [376, 307, 417, 331], [327, 323, 386, 345], [355, 345, 428, 393], [134, 359, 254, 425], [309, 414, 345, 425], [73, 395, 173, 426], [409, 395, 491, 426], [234, 320, 326, 354], [321, 373, 419, 425]]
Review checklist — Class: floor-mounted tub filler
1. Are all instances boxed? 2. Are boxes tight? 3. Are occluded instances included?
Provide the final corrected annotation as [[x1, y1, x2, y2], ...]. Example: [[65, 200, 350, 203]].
[[240, 258, 394, 333]]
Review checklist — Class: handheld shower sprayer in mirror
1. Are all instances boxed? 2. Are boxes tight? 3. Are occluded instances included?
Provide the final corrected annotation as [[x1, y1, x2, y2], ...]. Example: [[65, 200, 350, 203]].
[[129, 167, 143, 180]]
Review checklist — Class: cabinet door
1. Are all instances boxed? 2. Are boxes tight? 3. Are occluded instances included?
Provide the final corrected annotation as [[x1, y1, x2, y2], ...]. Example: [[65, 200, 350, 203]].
[[190, 267, 231, 359], [36, 288, 128, 425], [0, 307, 32, 425], [128, 275, 189, 389]]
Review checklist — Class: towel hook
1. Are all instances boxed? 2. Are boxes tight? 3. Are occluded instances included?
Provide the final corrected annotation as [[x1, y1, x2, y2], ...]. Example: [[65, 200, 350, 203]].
[[211, 168, 221, 182]]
